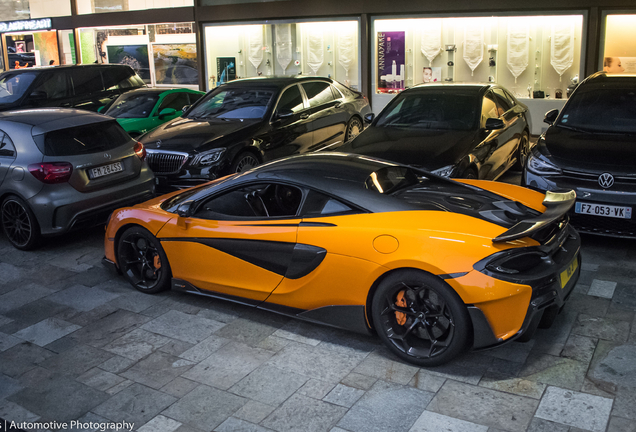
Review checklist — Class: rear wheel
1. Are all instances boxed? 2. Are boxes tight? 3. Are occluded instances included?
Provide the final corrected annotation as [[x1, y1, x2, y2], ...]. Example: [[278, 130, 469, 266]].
[[1, 195, 41, 250], [371, 270, 470, 367], [514, 132, 530, 170], [117, 226, 171, 294], [462, 168, 478, 179], [231, 152, 259, 173], [345, 116, 363, 142]]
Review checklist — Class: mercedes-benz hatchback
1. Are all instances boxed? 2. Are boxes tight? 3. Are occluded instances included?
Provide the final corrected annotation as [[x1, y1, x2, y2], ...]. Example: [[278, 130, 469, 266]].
[[0, 108, 155, 250]]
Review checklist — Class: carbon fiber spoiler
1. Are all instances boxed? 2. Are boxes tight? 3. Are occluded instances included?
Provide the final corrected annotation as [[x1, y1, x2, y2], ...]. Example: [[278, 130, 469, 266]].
[[492, 190, 576, 243]]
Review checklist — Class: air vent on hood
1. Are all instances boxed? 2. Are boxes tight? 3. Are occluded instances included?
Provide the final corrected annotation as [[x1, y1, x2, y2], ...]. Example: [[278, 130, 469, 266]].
[[480, 200, 538, 226]]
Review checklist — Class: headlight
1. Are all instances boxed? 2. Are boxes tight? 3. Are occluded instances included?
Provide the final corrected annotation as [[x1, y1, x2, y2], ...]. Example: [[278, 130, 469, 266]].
[[191, 148, 226, 166], [431, 164, 455, 178], [527, 149, 561, 175]]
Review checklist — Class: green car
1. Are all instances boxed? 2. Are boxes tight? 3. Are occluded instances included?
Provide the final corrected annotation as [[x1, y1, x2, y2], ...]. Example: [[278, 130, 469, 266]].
[[104, 88, 206, 138]]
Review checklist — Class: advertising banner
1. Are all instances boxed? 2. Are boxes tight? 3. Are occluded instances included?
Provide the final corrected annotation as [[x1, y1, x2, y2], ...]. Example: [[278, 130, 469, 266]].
[[377, 31, 405, 93]]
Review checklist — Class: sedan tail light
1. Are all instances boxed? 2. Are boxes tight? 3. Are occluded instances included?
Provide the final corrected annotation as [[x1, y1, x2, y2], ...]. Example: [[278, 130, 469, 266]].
[[134, 141, 146, 161], [28, 162, 73, 184]]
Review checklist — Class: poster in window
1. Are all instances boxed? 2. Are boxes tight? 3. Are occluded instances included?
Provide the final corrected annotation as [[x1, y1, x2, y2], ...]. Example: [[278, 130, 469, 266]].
[[217, 57, 236, 85], [107, 45, 151, 83], [377, 31, 405, 93], [153, 44, 198, 85]]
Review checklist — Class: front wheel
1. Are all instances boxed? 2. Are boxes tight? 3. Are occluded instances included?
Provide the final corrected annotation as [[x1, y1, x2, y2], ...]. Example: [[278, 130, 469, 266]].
[[371, 270, 470, 367], [514, 132, 530, 170], [1, 195, 41, 250], [344, 116, 363, 142], [117, 226, 171, 294], [231, 152, 260, 173]]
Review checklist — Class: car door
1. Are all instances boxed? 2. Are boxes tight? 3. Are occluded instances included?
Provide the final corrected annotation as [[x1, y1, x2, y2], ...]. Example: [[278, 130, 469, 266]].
[[491, 88, 522, 173], [156, 182, 304, 303], [259, 84, 314, 161], [0, 131, 17, 186], [301, 81, 349, 151], [138, 92, 191, 135], [476, 90, 511, 179]]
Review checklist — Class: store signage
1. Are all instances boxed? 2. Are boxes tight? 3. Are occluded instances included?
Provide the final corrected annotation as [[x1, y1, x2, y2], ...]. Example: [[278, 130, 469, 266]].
[[0, 18, 52, 33]]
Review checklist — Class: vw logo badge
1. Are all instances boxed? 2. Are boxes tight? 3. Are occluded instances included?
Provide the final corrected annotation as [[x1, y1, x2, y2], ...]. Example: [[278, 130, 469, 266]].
[[104, 153, 111, 160], [598, 172, 614, 189]]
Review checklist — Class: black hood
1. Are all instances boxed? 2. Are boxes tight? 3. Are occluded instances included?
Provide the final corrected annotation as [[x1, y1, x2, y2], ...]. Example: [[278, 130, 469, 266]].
[[339, 126, 476, 170], [543, 126, 636, 173], [140, 117, 263, 153]]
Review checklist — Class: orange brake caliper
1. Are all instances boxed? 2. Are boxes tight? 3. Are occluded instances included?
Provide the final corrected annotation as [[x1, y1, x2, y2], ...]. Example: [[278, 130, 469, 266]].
[[153, 254, 162, 270], [395, 290, 407, 325]]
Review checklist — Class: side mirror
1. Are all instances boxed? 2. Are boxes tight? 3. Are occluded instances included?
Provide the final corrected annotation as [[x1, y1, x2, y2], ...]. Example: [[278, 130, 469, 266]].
[[276, 109, 295, 120], [181, 105, 191, 114], [544, 109, 559, 125], [97, 106, 105, 113], [364, 113, 375, 124], [484, 118, 505, 130], [176, 200, 194, 218], [28, 91, 47, 101], [159, 108, 177, 119]]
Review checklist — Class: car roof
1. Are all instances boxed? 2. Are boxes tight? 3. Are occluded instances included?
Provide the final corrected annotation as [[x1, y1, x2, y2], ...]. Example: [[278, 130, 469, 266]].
[[581, 71, 636, 85], [121, 88, 199, 96], [0, 108, 114, 134], [410, 82, 494, 94], [0, 64, 134, 76], [215, 152, 428, 213], [219, 76, 333, 89]]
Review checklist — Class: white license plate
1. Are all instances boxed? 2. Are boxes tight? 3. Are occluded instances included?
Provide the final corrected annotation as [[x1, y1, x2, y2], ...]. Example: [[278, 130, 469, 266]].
[[575, 202, 632, 219], [90, 162, 123, 179]]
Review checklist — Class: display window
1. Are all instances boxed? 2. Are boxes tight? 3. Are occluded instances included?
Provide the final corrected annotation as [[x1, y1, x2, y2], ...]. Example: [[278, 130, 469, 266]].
[[601, 14, 636, 74], [3, 30, 60, 69], [76, 0, 193, 15], [77, 23, 198, 88], [372, 14, 584, 112], [202, 19, 360, 91]]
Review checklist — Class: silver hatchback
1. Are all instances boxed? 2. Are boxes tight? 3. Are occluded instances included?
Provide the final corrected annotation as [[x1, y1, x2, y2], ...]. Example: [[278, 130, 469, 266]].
[[0, 108, 155, 249]]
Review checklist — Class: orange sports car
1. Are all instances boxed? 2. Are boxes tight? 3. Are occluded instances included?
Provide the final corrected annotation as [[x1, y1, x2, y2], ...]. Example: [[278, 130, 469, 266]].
[[103, 153, 581, 366]]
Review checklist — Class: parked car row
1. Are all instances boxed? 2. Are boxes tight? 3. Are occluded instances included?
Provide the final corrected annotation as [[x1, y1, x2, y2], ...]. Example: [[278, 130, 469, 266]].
[[0, 66, 631, 367]]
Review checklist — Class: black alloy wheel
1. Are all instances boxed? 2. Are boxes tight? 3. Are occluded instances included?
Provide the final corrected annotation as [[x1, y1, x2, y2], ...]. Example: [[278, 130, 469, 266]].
[[372, 270, 469, 366], [345, 116, 363, 142], [514, 132, 530, 170], [1, 196, 41, 250], [232, 152, 260, 173], [117, 226, 171, 294]]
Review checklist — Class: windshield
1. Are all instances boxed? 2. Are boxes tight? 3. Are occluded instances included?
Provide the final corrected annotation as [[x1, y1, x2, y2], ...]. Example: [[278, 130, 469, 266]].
[[559, 83, 636, 134], [105, 93, 160, 118], [375, 90, 479, 131], [186, 87, 275, 120], [0, 72, 37, 104]]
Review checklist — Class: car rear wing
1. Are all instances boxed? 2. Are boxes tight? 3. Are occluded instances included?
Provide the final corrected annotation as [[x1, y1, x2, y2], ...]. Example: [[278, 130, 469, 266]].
[[492, 190, 576, 243]]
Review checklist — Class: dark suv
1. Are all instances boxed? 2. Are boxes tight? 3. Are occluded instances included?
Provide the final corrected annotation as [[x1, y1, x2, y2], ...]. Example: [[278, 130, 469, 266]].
[[522, 72, 636, 238], [0, 64, 146, 112]]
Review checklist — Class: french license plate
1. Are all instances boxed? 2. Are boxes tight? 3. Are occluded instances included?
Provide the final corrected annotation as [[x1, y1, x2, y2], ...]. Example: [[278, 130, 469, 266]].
[[560, 257, 578, 289], [575, 202, 632, 219], [90, 162, 123, 179]]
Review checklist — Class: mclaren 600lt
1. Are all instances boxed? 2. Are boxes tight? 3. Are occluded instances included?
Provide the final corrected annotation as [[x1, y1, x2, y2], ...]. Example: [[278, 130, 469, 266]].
[[103, 153, 581, 366]]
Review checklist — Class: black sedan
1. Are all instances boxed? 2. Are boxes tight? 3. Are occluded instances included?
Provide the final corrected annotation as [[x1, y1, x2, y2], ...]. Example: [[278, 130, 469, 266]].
[[139, 76, 371, 190], [337, 83, 529, 179], [523, 72, 636, 238]]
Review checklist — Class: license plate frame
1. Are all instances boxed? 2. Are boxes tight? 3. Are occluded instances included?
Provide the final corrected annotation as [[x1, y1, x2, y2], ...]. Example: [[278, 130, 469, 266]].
[[575, 201, 632, 219], [89, 162, 123, 179], [560, 257, 579, 289]]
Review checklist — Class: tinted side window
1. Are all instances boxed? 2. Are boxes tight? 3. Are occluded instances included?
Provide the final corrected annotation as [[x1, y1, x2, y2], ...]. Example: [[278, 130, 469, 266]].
[[503, 90, 517, 107], [158, 93, 190, 113], [41, 121, 130, 156], [481, 92, 499, 126], [276, 85, 304, 113], [492, 88, 513, 113], [32, 71, 71, 100], [102, 67, 144, 91], [0, 131, 16, 157], [301, 189, 355, 217], [302, 82, 335, 107], [70, 68, 104, 96], [188, 93, 203, 105]]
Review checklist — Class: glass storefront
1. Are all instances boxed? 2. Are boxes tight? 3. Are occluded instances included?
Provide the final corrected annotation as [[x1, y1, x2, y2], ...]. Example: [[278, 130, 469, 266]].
[[202, 19, 360, 91], [372, 14, 584, 113], [77, 23, 198, 88], [4, 30, 59, 69], [602, 14, 636, 74], [76, 0, 193, 15]]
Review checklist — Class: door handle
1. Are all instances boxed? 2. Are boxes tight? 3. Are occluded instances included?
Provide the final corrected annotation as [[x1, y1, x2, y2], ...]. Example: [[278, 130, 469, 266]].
[[300, 113, 309, 120]]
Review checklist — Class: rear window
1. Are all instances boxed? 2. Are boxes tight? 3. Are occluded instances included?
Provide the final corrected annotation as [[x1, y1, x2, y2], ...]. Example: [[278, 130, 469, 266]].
[[365, 166, 420, 194], [0, 72, 37, 104], [40, 121, 131, 156]]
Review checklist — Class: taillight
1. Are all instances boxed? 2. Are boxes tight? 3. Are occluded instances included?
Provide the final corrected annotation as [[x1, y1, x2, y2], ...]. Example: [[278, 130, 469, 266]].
[[28, 162, 73, 184], [134, 141, 146, 161]]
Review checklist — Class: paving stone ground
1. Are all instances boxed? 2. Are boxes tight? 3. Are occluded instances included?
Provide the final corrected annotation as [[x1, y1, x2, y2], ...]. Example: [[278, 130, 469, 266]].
[[0, 169, 635, 432]]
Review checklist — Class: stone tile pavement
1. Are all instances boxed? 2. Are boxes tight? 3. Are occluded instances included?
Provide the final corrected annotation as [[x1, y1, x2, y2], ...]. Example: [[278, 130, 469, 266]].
[[1, 209, 635, 431]]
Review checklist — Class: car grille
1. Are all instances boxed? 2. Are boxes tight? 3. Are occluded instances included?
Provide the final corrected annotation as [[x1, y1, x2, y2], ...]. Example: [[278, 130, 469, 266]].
[[146, 150, 189, 175], [562, 169, 636, 185], [570, 212, 636, 238]]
